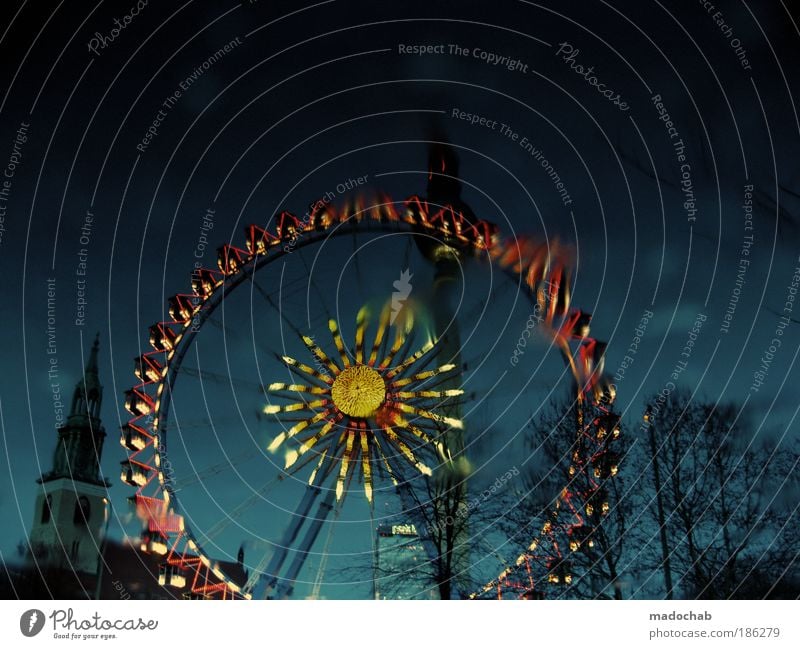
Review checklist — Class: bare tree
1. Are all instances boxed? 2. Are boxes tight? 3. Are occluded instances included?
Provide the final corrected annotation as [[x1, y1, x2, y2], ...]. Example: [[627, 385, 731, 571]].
[[641, 389, 800, 598], [375, 458, 510, 600], [496, 393, 633, 599]]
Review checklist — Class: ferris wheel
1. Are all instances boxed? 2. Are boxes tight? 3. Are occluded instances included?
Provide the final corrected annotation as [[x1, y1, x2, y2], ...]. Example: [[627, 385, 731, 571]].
[[120, 145, 622, 600]]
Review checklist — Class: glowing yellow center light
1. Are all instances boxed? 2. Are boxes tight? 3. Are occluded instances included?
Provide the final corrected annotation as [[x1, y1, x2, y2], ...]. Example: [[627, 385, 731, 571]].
[[265, 303, 462, 503], [331, 365, 386, 418]]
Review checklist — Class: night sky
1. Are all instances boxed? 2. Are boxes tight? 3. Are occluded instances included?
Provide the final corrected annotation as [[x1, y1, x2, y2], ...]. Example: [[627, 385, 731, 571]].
[[1, 0, 799, 598]]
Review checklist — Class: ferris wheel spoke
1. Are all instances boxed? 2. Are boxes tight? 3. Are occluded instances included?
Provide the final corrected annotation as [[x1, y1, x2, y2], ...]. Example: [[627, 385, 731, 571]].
[[359, 429, 374, 503], [327, 319, 351, 368], [369, 433, 398, 484], [396, 388, 464, 400], [415, 270, 515, 376], [267, 408, 333, 453], [394, 402, 463, 430], [203, 311, 283, 373], [384, 340, 435, 378], [283, 420, 337, 472], [266, 382, 328, 396], [281, 446, 330, 479], [299, 247, 333, 323], [343, 440, 361, 495], [264, 399, 328, 416], [368, 302, 393, 365], [391, 362, 458, 387], [261, 393, 329, 411], [420, 397, 472, 412], [335, 430, 357, 501], [167, 416, 246, 432], [266, 425, 339, 480], [177, 366, 264, 391], [307, 447, 332, 487], [353, 306, 369, 364], [379, 317, 416, 369], [172, 446, 262, 491], [387, 318, 463, 380], [276, 354, 334, 386], [195, 478, 279, 546], [403, 365, 470, 392], [249, 276, 307, 342], [390, 415, 437, 446], [384, 425, 433, 476], [249, 275, 338, 382], [301, 334, 341, 375]]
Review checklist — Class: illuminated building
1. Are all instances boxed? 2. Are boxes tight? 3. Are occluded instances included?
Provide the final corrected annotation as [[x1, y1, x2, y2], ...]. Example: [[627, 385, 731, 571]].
[[373, 523, 438, 600]]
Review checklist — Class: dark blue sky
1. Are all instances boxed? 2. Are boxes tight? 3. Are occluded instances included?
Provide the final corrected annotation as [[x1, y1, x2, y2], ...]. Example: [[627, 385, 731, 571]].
[[1, 0, 799, 597]]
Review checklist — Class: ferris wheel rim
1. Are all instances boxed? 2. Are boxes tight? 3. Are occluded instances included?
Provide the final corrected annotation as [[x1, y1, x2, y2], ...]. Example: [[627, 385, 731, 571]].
[[122, 195, 593, 599]]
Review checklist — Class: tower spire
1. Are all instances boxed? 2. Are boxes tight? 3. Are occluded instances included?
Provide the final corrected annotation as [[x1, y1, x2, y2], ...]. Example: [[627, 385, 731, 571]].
[[86, 332, 100, 376], [42, 333, 107, 485], [68, 332, 103, 423], [30, 334, 110, 580]]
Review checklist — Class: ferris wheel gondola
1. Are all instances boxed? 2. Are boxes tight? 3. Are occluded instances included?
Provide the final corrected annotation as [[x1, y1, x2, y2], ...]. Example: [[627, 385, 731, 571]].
[[120, 149, 620, 600]]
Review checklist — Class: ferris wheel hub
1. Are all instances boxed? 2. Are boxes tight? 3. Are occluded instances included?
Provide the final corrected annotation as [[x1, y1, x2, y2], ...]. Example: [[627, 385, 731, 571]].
[[330, 364, 386, 418]]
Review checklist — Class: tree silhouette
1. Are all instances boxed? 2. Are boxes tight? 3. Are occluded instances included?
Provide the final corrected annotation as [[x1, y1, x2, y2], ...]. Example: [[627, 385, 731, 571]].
[[639, 389, 800, 598], [494, 392, 634, 599]]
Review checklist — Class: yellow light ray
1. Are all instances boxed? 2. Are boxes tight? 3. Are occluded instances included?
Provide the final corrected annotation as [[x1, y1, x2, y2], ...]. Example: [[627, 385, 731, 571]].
[[336, 431, 356, 500], [396, 389, 464, 399], [286, 421, 336, 470], [327, 319, 351, 368], [385, 425, 433, 476], [284, 448, 299, 469], [267, 383, 329, 395], [307, 449, 329, 485], [282, 355, 334, 385], [391, 363, 457, 387], [268, 432, 287, 453], [267, 409, 332, 453], [354, 306, 369, 364], [368, 303, 392, 365], [380, 325, 408, 369], [384, 341, 434, 378], [391, 414, 435, 444], [263, 399, 328, 415], [359, 429, 373, 503], [302, 335, 341, 375], [395, 402, 463, 429]]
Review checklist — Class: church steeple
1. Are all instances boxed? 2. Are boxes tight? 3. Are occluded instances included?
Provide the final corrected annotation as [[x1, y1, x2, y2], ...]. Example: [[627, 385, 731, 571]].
[[30, 334, 110, 577], [68, 332, 102, 423], [41, 333, 107, 486]]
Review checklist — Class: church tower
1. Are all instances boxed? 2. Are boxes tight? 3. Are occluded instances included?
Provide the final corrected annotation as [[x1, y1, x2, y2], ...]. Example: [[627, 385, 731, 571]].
[[29, 334, 110, 575]]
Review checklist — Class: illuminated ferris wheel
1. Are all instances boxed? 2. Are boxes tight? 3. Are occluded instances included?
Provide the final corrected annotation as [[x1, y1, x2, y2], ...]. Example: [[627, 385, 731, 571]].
[[120, 145, 623, 599]]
